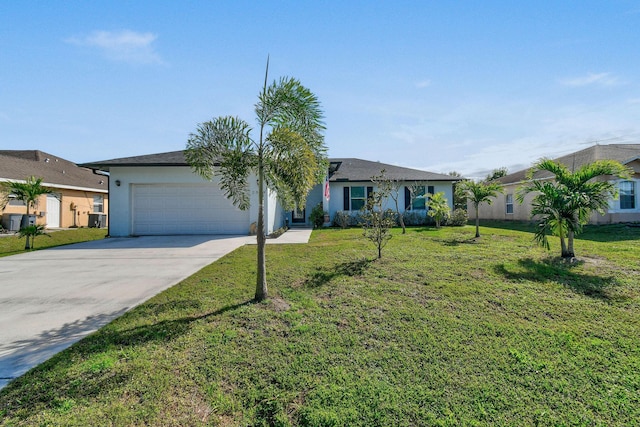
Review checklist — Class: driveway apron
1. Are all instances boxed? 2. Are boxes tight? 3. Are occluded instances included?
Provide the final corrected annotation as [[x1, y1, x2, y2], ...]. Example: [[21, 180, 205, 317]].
[[0, 235, 251, 389]]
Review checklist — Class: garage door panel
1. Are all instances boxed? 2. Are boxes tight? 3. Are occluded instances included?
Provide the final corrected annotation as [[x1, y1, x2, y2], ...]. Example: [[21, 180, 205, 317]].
[[132, 184, 249, 235]]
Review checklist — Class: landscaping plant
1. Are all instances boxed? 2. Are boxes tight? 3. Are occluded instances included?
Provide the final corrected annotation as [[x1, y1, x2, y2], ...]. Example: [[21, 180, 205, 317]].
[[185, 59, 327, 301]]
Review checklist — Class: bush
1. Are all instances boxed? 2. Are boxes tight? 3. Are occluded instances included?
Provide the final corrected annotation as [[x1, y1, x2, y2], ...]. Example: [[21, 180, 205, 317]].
[[403, 211, 428, 226], [332, 211, 365, 228], [309, 203, 326, 229], [447, 208, 468, 226]]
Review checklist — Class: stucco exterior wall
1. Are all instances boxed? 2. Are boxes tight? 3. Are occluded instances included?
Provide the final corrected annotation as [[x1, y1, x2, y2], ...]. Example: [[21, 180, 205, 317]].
[[478, 174, 640, 224], [107, 166, 265, 237], [1, 188, 108, 229], [327, 181, 456, 221]]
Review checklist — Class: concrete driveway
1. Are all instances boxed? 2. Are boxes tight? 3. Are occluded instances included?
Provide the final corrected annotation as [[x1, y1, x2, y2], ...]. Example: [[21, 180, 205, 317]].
[[0, 235, 253, 389]]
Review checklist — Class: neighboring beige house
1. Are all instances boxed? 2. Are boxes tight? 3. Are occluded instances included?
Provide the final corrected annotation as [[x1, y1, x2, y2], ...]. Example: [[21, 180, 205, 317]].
[[0, 150, 109, 230], [478, 144, 640, 224]]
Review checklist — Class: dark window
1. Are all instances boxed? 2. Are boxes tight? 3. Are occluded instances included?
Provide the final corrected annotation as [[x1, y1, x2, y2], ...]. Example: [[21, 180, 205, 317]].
[[350, 186, 366, 211], [620, 181, 635, 209], [506, 194, 514, 214], [412, 186, 426, 210]]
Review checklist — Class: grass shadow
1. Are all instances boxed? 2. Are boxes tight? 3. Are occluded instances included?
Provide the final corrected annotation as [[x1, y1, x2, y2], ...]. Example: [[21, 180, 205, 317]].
[[305, 258, 373, 288], [0, 299, 254, 405], [438, 237, 479, 246], [494, 257, 620, 300]]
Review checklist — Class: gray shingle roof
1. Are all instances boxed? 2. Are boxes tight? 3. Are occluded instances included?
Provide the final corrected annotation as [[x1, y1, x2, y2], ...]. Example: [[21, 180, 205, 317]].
[[79, 150, 188, 170], [497, 144, 640, 185], [0, 150, 108, 192], [82, 151, 462, 182], [328, 158, 461, 182]]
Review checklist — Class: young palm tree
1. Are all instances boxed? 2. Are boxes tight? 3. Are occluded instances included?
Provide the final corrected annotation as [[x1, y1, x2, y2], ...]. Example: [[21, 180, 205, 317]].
[[518, 158, 631, 258], [2, 176, 52, 249], [458, 180, 503, 238], [185, 62, 326, 301], [426, 191, 450, 228]]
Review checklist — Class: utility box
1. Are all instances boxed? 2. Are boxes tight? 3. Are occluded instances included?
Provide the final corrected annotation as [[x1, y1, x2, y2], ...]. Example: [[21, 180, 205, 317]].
[[1, 214, 35, 231], [88, 213, 107, 228]]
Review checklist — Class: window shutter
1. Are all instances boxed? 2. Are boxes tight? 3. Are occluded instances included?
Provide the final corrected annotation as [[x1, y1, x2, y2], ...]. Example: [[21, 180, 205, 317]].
[[367, 186, 373, 200], [428, 185, 435, 195], [404, 186, 411, 210], [343, 187, 350, 210]]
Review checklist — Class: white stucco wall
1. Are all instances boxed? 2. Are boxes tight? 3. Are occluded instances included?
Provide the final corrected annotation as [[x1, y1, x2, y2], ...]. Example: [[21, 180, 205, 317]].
[[326, 181, 456, 220], [108, 166, 268, 236]]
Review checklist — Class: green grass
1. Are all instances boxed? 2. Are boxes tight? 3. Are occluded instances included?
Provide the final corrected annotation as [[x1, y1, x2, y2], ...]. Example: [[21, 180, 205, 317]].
[[1, 223, 638, 426], [0, 228, 107, 257]]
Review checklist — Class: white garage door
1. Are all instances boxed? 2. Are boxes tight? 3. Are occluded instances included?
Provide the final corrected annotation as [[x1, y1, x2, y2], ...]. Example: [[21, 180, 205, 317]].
[[132, 184, 249, 235]]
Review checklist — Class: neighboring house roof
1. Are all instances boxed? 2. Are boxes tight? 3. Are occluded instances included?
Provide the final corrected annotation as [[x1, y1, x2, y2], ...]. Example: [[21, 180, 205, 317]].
[[497, 144, 640, 185], [81, 151, 462, 182], [0, 150, 108, 193]]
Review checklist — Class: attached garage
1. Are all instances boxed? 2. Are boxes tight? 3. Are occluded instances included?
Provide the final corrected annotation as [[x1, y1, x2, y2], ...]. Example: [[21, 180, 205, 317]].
[[80, 151, 284, 237], [132, 183, 249, 235]]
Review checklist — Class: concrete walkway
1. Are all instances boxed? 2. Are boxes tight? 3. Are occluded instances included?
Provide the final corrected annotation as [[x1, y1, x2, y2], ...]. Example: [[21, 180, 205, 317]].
[[0, 227, 312, 390]]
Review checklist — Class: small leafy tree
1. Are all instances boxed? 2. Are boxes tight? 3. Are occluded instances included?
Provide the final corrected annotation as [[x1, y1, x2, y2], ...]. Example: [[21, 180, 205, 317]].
[[518, 158, 631, 258], [458, 180, 504, 238], [361, 186, 395, 259], [1, 176, 52, 249], [17, 224, 50, 250], [185, 61, 327, 301], [427, 192, 450, 228], [371, 170, 407, 233]]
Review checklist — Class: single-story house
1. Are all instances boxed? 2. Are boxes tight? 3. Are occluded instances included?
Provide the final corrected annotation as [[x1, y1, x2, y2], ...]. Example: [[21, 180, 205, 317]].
[[305, 158, 461, 226], [81, 151, 461, 236], [477, 143, 640, 224], [0, 150, 109, 230]]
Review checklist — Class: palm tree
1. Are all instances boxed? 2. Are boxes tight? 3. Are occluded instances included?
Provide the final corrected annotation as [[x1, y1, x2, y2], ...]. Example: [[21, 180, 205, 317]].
[[518, 179, 573, 256], [185, 61, 326, 301], [518, 158, 631, 258], [426, 192, 450, 228], [1, 176, 51, 249], [458, 180, 503, 238]]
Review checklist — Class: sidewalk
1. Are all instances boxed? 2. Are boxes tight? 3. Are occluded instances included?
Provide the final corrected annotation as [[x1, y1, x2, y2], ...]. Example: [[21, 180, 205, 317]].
[[248, 227, 313, 245]]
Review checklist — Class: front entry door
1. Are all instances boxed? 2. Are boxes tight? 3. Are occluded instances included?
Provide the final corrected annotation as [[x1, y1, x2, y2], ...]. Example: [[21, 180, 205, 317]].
[[292, 208, 306, 224]]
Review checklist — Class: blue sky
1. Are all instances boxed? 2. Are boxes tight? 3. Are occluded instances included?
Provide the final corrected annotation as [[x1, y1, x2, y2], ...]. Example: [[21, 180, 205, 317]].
[[2, 1, 640, 179]]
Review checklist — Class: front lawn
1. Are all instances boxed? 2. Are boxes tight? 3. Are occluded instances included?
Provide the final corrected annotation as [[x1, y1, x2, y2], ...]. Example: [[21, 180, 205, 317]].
[[1, 224, 638, 426], [0, 228, 107, 257]]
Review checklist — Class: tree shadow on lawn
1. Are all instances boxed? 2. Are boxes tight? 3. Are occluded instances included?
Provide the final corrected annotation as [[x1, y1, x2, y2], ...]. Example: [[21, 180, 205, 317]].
[[0, 299, 254, 409], [494, 257, 620, 300], [304, 258, 373, 288]]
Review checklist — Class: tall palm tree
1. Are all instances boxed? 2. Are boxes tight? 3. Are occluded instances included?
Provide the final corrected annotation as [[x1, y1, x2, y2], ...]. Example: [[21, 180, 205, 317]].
[[1, 176, 51, 249], [518, 158, 631, 258], [458, 180, 504, 238], [185, 61, 327, 301]]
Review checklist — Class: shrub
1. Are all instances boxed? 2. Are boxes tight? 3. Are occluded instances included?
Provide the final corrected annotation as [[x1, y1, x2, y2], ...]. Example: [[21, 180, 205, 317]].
[[403, 211, 428, 226], [332, 211, 366, 228], [309, 203, 326, 229], [447, 208, 468, 226]]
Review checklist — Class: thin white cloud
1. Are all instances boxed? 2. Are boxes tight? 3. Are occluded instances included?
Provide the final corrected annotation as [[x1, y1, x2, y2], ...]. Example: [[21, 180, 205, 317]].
[[66, 30, 164, 65], [560, 72, 622, 87]]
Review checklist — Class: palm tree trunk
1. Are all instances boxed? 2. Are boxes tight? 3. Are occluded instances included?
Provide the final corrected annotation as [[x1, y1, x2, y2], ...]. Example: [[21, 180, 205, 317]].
[[255, 154, 268, 301], [558, 221, 569, 258], [24, 206, 31, 250], [475, 204, 480, 238], [566, 231, 575, 258]]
